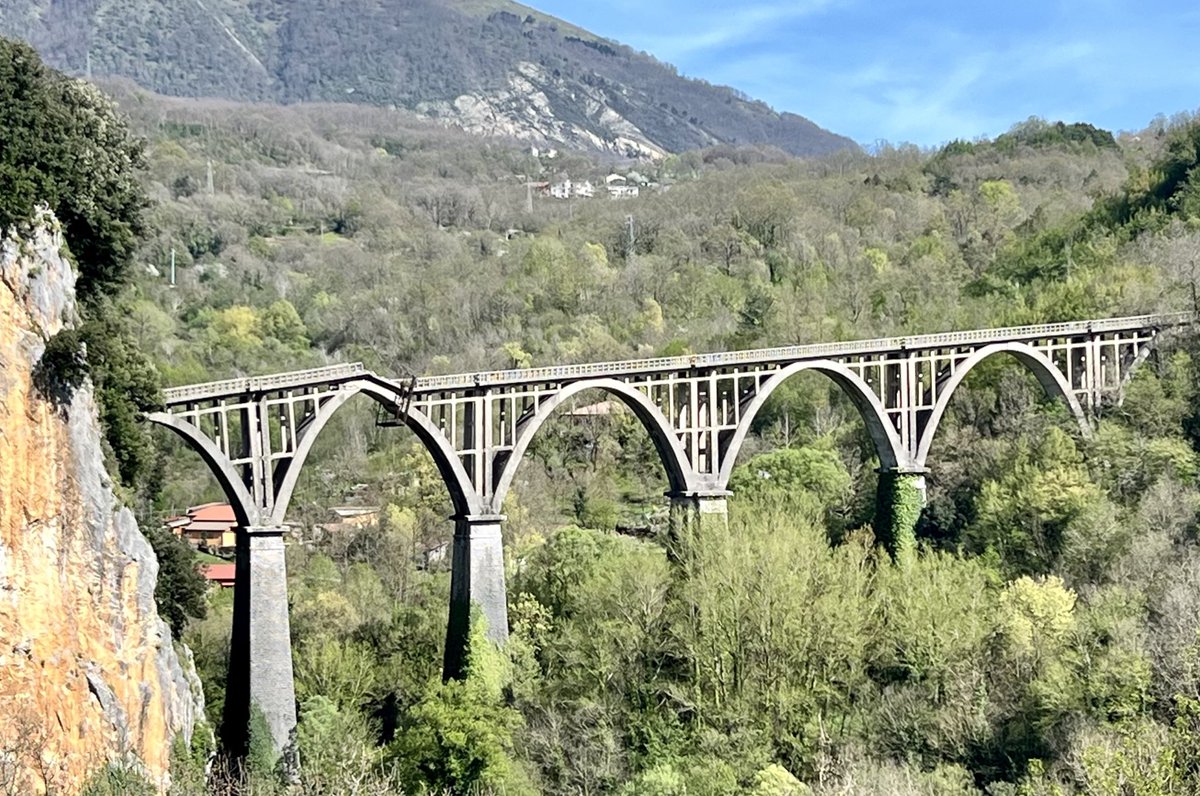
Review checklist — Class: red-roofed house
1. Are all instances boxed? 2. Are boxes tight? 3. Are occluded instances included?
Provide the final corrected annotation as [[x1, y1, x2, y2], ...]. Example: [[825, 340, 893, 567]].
[[166, 502, 238, 555], [201, 563, 237, 588]]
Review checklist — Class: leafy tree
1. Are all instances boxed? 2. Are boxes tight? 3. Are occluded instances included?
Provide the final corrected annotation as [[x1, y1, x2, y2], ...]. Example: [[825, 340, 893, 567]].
[[143, 524, 208, 637], [81, 313, 163, 485], [78, 764, 155, 796], [0, 38, 146, 304], [751, 764, 810, 795], [870, 548, 998, 766], [729, 446, 852, 508], [294, 695, 383, 785], [389, 622, 529, 794], [966, 428, 1108, 576], [294, 638, 379, 711], [994, 119, 1118, 152]]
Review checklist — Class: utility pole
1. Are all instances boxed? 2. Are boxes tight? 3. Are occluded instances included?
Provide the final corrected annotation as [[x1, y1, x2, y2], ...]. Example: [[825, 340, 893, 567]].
[[525, 181, 533, 214], [206, 160, 215, 195], [169, 248, 176, 287], [626, 214, 636, 263]]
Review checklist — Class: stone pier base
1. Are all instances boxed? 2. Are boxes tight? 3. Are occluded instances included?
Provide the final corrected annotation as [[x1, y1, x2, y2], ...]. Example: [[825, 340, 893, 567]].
[[443, 516, 509, 680], [225, 526, 298, 764], [669, 492, 730, 532]]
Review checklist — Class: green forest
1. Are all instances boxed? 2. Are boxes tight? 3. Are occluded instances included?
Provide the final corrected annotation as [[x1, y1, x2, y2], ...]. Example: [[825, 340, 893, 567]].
[[6, 37, 1200, 795]]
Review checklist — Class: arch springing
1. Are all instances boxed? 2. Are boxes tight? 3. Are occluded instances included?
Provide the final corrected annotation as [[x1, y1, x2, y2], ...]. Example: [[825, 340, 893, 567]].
[[148, 379, 482, 528], [146, 412, 258, 526]]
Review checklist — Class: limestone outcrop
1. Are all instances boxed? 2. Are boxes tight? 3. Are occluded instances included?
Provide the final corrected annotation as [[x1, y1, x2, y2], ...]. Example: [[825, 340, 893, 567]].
[[416, 61, 674, 161], [0, 214, 204, 793]]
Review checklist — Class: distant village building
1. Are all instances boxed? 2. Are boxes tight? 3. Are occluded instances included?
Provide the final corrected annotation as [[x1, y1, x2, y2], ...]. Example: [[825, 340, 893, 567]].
[[549, 179, 573, 199], [308, 505, 382, 543], [422, 541, 450, 570], [326, 506, 380, 530], [531, 173, 649, 202], [566, 400, 617, 417], [537, 176, 598, 200], [165, 502, 238, 555], [200, 563, 236, 589]]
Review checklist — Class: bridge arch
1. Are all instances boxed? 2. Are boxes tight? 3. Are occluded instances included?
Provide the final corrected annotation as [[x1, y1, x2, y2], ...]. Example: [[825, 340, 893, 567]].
[[491, 377, 696, 510], [914, 342, 1090, 466], [146, 412, 259, 527], [716, 359, 908, 487], [267, 379, 482, 524], [147, 378, 482, 527]]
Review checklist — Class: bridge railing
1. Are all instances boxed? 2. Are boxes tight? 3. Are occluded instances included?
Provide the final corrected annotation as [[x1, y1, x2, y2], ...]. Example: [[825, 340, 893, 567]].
[[157, 312, 1194, 403], [409, 312, 1194, 393], [162, 363, 367, 405]]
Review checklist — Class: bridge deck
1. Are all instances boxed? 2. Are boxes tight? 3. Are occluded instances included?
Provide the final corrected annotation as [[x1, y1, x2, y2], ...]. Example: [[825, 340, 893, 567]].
[[409, 312, 1191, 393], [161, 312, 1191, 404], [162, 363, 368, 404]]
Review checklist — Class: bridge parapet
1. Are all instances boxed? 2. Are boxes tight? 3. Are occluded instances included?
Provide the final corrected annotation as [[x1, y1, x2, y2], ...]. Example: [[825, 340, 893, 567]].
[[409, 312, 1193, 393], [162, 362, 368, 405]]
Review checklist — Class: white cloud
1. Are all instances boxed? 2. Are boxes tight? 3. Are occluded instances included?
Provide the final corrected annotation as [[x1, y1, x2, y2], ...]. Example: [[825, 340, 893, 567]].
[[530, 0, 1200, 145], [631, 1, 844, 60]]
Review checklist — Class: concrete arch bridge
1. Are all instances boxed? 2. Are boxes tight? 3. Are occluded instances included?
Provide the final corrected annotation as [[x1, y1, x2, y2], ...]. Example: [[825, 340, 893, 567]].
[[147, 312, 1191, 756]]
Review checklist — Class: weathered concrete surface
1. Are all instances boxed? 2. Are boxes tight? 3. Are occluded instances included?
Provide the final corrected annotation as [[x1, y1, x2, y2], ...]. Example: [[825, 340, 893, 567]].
[[444, 516, 509, 680], [0, 216, 203, 793], [225, 526, 297, 761], [670, 493, 730, 529]]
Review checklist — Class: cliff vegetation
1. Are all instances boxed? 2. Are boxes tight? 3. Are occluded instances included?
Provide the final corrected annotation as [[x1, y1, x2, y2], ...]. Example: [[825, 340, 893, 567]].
[[0, 39, 206, 794]]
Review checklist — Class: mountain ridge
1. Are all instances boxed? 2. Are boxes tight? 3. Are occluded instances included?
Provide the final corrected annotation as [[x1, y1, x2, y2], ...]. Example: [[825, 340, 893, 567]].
[[0, 0, 856, 160]]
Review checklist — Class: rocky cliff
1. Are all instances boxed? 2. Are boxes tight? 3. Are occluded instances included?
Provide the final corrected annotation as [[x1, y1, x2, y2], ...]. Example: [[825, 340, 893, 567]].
[[0, 214, 204, 793]]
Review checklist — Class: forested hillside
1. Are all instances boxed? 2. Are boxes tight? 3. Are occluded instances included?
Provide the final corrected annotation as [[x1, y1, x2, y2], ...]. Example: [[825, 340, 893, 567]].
[[84, 72, 1200, 794], [0, 0, 855, 159]]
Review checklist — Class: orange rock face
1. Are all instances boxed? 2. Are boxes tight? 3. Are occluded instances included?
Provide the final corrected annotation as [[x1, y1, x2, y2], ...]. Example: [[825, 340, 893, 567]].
[[0, 218, 202, 793]]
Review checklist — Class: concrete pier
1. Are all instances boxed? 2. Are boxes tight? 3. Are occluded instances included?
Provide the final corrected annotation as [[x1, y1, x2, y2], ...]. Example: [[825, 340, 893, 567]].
[[874, 471, 926, 560], [225, 526, 298, 763], [443, 515, 509, 680], [669, 492, 730, 533]]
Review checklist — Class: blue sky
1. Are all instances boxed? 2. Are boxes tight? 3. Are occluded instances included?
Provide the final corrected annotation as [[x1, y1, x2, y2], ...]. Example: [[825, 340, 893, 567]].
[[525, 0, 1200, 148]]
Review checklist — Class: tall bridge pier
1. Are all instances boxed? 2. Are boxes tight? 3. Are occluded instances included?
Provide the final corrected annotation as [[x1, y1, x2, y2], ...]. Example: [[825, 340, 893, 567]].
[[146, 312, 1188, 758]]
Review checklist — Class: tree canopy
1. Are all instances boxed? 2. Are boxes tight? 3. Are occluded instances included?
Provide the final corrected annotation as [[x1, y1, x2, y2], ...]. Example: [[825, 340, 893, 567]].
[[0, 37, 146, 303]]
